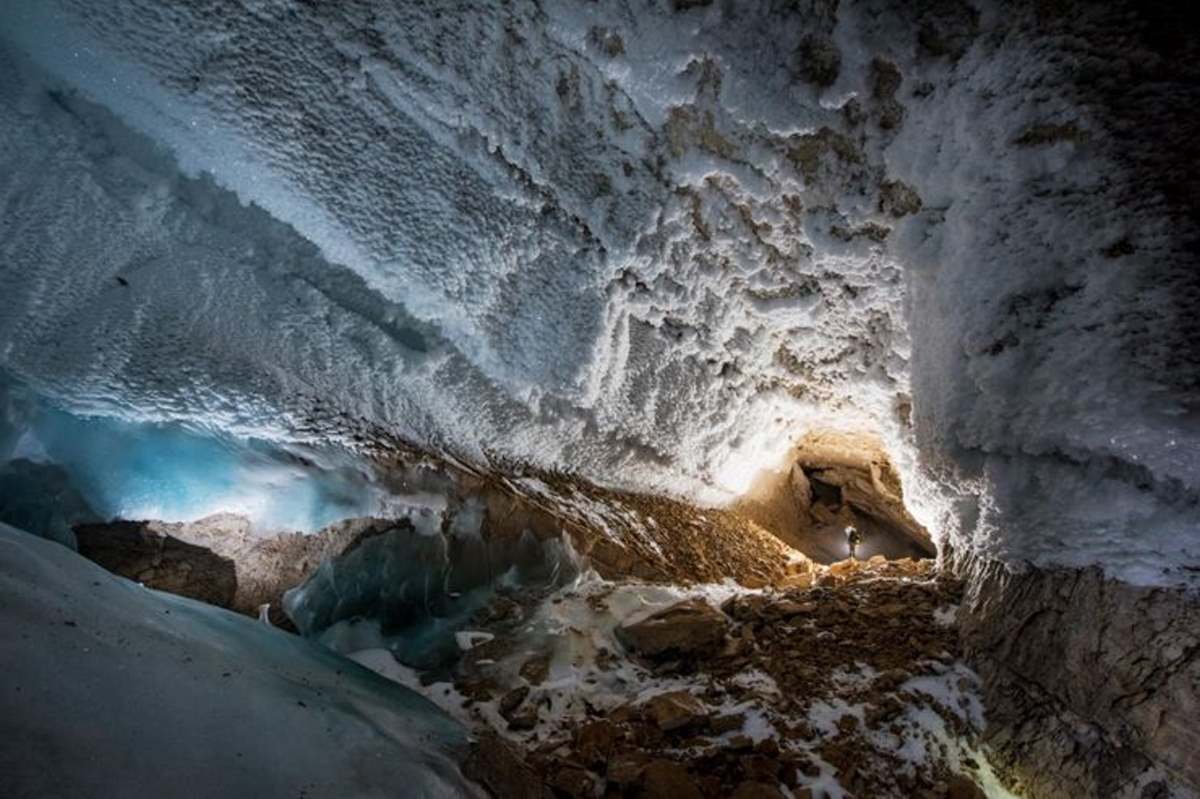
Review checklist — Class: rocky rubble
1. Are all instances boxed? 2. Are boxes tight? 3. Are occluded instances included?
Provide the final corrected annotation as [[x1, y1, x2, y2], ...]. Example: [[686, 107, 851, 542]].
[[401, 556, 1000, 799]]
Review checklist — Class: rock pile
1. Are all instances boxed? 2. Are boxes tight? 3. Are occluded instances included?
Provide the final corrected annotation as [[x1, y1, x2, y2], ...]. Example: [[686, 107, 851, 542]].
[[443, 556, 993, 798]]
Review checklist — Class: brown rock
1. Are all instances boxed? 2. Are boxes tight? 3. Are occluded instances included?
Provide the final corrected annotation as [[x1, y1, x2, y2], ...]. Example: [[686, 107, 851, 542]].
[[607, 752, 649, 784], [710, 712, 747, 735], [638, 759, 703, 799], [519, 653, 552, 685], [945, 774, 986, 799], [731, 782, 786, 799], [754, 738, 780, 757], [506, 706, 539, 732], [573, 719, 618, 769], [770, 599, 814, 618], [616, 599, 728, 660], [463, 733, 544, 799], [742, 754, 781, 782], [456, 676, 501, 703], [547, 765, 594, 798], [738, 573, 771, 590], [828, 559, 862, 578], [779, 572, 814, 590], [721, 594, 771, 621], [74, 521, 236, 608], [642, 690, 708, 732], [499, 686, 531, 718]]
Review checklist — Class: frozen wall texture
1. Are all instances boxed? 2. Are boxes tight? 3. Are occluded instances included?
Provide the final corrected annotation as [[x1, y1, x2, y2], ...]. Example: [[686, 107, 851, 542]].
[[0, 1, 1196, 583]]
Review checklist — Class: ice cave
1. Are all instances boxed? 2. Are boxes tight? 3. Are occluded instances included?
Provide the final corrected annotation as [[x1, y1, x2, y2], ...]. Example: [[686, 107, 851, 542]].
[[0, 1, 1197, 797]]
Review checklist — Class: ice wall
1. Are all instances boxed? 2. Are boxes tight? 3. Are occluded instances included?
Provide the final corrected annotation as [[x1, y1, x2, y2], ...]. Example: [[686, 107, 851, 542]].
[[0, 1, 1196, 583], [0, 377, 390, 535], [889, 3, 1200, 584], [285, 520, 579, 670]]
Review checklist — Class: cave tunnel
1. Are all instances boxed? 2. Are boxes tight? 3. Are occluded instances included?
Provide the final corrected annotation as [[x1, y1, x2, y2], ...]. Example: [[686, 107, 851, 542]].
[[1, 1, 1198, 797]]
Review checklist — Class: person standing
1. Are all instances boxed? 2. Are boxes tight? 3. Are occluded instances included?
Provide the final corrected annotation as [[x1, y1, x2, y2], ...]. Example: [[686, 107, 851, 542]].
[[845, 525, 862, 560]]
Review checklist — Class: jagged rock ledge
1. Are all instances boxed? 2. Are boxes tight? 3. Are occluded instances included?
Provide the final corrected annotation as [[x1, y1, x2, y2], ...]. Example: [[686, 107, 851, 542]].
[[952, 554, 1200, 799]]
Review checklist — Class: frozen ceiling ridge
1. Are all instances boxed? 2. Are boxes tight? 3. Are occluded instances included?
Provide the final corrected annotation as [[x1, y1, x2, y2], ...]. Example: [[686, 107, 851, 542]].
[[0, 0, 1197, 584]]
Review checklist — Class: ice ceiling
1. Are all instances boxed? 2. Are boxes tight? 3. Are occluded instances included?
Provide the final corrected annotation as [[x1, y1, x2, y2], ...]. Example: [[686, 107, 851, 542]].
[[0, 1, 1197, 584]]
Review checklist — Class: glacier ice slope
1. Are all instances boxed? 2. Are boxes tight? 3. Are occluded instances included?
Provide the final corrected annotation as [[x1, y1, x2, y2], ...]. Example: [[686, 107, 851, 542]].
[[0, 522, 480, 799]]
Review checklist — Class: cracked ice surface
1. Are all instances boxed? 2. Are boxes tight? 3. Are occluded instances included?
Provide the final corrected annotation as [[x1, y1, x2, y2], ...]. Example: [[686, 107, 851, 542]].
[[0, 1, 1197, 583]]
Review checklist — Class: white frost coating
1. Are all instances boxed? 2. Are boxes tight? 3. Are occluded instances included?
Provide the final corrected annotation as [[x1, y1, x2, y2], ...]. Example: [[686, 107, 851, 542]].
[[0, 1, 910, 505], [0, 2, 1196, 582], [0, 522, 479, 798], [885, 4, 1200, 584]]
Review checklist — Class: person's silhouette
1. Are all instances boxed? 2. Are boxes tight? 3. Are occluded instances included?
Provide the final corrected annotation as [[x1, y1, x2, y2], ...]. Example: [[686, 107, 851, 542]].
[[845, 525, 862, 560]]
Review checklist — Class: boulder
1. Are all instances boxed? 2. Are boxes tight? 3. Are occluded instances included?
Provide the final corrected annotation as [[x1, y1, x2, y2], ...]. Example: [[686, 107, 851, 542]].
[[637, 759, 703, 799], [642, 691, 709, 732], [463, 733, 545, 799], [710, 712, 747, 735], [607, 752, 650, 785], [616, 599, 728, 660], [573, 719, 619, 769], [547, 765, 593, 798]]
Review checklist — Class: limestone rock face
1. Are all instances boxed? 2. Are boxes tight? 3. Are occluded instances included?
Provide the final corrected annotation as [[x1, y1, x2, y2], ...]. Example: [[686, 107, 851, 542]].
[[956, 557, 1200, 798], [616, 598, 729, 661], [74, 521, 236, 607]]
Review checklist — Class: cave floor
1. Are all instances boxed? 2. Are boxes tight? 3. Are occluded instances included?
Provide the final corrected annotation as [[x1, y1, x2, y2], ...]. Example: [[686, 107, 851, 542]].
[[365, 557, 1011, 799]]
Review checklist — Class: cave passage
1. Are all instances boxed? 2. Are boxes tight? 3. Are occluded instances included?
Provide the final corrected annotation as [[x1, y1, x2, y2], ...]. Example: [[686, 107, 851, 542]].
[[1, 0, 1198, 797]]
